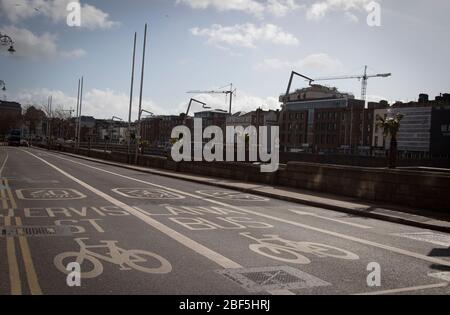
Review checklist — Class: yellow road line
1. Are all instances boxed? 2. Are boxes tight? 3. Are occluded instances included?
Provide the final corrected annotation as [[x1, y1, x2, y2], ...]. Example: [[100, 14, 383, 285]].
[[15, 217, 43, 295], [0, 179, 8, 210], [4, 178, 17, 209], [4, 216, 22, 295]]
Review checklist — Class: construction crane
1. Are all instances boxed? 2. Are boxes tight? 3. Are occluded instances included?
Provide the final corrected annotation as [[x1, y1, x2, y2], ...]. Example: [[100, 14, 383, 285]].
[[187, 83, 236, 114], [310, 66, 391, 102]]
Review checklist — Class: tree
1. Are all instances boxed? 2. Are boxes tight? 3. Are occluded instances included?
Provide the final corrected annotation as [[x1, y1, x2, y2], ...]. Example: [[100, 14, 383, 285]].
[[376, 113, 404, 169], [23, 105, 46, 137]]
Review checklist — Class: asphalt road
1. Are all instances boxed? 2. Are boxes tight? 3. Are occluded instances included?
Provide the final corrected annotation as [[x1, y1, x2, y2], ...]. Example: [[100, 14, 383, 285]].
[[1, 146, 450, 295]]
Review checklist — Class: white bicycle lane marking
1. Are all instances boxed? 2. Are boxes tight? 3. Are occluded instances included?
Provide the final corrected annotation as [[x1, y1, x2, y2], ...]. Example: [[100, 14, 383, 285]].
[[22, 149, 294, 296], [37, 149, 450, 270]]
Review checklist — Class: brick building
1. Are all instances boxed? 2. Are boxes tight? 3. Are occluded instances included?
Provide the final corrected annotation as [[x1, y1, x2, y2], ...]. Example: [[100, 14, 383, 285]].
[[141, 115, 190, 147], [279, 85, 386, 154]]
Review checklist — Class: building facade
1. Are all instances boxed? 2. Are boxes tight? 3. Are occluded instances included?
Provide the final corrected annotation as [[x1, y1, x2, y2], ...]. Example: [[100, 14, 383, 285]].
[[372, 93, 450, 156], [279, 85, 383, 154], [141, 115, 189, 147], [0, 101, 22, 136]]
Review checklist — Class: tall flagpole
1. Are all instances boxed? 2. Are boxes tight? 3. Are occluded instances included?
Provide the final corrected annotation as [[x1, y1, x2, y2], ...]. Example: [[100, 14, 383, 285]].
[[75, 78, 81, 144], [128, 32, 137, 161], [77, 76, 84, 148], [135, 23, 148, 165]]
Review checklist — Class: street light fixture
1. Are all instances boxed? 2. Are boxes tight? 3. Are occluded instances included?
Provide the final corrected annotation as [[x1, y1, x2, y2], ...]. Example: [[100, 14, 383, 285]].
[[0, 33, 15, 54], [140, 109, 154, 117], [184, 98, 211, 124], [112, 116, 123, 122]]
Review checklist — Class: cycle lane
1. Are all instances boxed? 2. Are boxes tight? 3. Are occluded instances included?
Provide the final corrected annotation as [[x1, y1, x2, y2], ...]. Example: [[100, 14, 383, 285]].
[[30, 148, 450, 295], [0, 147, 251, 295]]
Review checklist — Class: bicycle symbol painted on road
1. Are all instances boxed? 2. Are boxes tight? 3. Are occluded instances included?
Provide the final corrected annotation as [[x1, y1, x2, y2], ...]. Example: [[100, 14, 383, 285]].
[[112, 188, 185, 200], [240, 232, 359, 265], [16, 188, 86, 200], [54, 238, 172, 279], [196, 190, 269, 202]]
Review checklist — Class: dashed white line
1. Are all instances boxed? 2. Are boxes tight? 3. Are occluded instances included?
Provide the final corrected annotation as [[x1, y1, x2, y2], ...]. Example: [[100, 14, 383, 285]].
[[0, 150, 8, 177]]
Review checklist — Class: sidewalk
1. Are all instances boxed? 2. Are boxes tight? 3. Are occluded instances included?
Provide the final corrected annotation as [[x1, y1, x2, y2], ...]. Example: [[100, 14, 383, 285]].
[[40, 148, 450, 233]]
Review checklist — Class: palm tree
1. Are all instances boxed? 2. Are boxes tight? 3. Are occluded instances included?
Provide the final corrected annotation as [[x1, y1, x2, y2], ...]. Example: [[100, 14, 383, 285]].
[[376, 113, 404, 169]]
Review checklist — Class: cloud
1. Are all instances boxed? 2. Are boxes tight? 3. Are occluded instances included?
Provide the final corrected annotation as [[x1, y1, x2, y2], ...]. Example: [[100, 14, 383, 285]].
[[267, 0, 303, 17], [14, 88, 165, 121], [0, 25, 86, 59], [0, 0, 119, 29], [345, 12, 359, 23], [255, 53, 344, 73], [190, 23, 299, 48], [177, 0, 303, 18], [180, 91, 281, 113], [15, 87, 281, 120], [306, 0, 374, 20]]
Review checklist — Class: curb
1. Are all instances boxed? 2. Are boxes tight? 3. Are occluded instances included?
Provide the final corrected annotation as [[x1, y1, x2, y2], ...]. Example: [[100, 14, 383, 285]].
[[35, 147, 450, 233]]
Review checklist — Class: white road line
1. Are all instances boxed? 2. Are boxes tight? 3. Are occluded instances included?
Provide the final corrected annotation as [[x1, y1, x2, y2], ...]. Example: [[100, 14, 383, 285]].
[[39, 150, 450, 269], [290, 210, 373, 229], [22, 149, 293, 296], [354, 282, 448, 295], [0, 151, 8, 177]]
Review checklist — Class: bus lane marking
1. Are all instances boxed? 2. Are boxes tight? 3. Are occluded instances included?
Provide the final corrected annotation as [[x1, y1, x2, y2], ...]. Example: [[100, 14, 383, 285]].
[[39, 150, 450, 270], [23, 149, 296, 295]]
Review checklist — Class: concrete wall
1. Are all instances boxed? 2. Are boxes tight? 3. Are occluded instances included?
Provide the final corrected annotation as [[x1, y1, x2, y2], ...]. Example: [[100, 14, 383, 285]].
[[42, 145, 450, 212]]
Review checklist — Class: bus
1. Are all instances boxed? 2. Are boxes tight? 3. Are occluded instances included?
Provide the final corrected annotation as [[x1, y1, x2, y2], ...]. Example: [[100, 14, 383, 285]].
[[8, 129, 21, 147]]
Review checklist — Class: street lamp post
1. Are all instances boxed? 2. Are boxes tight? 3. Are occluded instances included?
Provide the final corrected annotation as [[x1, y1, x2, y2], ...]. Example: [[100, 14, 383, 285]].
[[110, 116, 123, 145], [0, 80, 6, 101], [184, 98, 211, 125], [135, 109, 153, 159], [0, 33, 15, 53]]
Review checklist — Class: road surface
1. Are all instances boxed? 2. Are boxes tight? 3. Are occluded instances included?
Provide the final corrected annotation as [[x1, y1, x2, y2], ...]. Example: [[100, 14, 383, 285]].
[[1, 147, 450, 295]]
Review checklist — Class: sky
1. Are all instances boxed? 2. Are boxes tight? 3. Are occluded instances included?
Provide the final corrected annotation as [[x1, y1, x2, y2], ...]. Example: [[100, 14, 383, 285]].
[[1, 0, 449, 120]]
